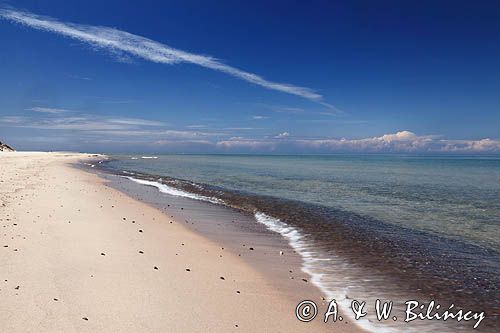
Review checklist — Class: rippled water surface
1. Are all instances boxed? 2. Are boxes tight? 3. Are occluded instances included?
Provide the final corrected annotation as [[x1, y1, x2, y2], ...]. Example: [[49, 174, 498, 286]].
[[107, 154, 500, 251], [101, 154, 500, 332]]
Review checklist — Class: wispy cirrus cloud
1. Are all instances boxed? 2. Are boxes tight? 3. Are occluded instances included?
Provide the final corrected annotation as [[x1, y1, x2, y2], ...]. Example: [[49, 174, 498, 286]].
[[68, 74, 92, 81], [105, 118, 166, 126], [0, 7, 324, 103], [258, 103, 340, 116], [0, 112, 220, 143], [27, 106, 72, 114], [1, 113, 165, 131], [252, 115, 269, 120]]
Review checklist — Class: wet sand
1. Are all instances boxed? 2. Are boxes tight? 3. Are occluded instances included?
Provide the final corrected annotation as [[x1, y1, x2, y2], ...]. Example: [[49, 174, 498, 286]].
[[0, 152, 362, 332], [98, 159, 499, 332]]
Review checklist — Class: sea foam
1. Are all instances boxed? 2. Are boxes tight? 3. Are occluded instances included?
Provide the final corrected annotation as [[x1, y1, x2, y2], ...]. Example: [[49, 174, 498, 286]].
[[122, 176, 428, 333], [254, 212, 398, 333], [124, 176, 223, 205]]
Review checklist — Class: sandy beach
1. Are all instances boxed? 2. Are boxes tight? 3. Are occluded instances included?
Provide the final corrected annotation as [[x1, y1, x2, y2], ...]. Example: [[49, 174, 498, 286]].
[[0, 152, 361, 332]]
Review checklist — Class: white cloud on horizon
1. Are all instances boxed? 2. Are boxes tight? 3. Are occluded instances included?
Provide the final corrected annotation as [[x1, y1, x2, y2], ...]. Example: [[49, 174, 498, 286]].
[[1, 111, 498, 154], [27, 107, 72, 114], [275, 131, 290, 138], [155, 139, 212, 146], [216, 131, 500, 153], [216, 139, 277, 151], [0, 7, 324, 103], [298, 131, 500, 153]]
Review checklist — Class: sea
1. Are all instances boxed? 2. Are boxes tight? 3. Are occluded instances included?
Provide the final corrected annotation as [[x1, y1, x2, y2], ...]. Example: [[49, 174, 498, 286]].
[[97, 154, 500, 332]]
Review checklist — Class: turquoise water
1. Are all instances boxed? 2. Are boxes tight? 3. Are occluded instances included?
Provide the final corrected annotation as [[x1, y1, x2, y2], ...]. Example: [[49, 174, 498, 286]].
[[101, 154, 500, 331], [108, 154, 500, 252]]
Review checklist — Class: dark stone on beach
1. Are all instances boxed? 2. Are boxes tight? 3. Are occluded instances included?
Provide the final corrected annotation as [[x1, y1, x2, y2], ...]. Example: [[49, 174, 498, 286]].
[[14, 286, 19, 290], [302, 278, 308, 282], [122, 217, 126, 221], [154, 266, 158, 270], [249, 247, 254, 250], [236, 290, 240, 294], [139, 229, 143, 233], [53, 298, 58, 301], [220, 276, 225, 280], [186, 268, 191, 271], [82, 317, 88, 321], [100, 252, 105, 256], [139, 251, 144, 254]]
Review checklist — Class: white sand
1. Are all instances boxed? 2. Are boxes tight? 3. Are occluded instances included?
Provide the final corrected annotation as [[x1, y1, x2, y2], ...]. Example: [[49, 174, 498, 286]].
[[0, 152, 362, 332]]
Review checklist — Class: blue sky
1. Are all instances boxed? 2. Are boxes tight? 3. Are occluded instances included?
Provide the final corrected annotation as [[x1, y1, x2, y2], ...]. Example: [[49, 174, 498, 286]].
[[0, 0, 499, 153]]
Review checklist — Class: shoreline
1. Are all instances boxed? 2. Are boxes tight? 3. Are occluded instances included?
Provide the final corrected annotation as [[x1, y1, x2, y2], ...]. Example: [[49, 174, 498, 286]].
[[95, 153, 500, 332], [95, 154, 500, 332], [0, 152, 361, 332], [91, 166, 346, 319]]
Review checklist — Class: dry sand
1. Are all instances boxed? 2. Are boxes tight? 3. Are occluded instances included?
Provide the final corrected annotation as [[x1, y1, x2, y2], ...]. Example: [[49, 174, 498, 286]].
[[0, 152, 362, 332]]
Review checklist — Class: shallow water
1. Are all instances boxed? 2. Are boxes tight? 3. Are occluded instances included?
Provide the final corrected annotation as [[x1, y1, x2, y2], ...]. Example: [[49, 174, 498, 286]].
[[101, 154, 500, 332], [107, 154, 500, 251]]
